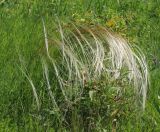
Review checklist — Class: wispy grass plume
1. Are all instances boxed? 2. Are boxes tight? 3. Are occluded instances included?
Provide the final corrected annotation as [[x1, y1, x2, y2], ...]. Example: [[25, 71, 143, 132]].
[[42, 21, 149, 110]]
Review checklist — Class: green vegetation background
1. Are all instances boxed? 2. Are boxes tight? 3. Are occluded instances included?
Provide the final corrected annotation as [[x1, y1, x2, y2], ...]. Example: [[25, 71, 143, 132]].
[[0, 0, 160, 131]]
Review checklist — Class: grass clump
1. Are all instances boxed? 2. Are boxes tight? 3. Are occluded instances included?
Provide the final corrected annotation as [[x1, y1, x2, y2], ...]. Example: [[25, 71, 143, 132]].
[[19, 21, 147, 131]]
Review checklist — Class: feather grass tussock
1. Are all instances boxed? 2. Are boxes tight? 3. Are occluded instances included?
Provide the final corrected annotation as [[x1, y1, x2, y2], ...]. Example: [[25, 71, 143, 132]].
[[17, 20, 149, 130], [41, 20, 149, 111]]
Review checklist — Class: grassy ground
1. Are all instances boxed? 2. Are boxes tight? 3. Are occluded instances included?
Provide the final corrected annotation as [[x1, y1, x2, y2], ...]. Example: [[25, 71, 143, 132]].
[[0, 0, 160, 131]]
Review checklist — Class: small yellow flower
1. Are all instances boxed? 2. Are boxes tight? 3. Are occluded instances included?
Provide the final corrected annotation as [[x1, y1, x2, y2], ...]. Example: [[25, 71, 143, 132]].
[[106, 19, 116, 27]]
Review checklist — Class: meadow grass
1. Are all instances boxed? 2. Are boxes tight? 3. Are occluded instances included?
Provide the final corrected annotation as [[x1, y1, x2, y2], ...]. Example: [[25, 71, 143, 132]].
[[0, 0, 160, 131]]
